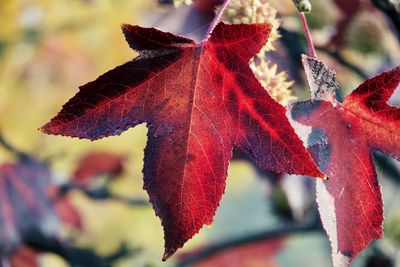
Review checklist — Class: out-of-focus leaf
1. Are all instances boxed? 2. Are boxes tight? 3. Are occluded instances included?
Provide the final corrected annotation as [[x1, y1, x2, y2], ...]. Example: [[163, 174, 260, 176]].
[[0, 160, 58, 256], [10, 246, 39, 267], [179, 237, 286, 267], [73, 152, 125, 185], [53, 193, 82, 231], [331, 0, 364, 46]]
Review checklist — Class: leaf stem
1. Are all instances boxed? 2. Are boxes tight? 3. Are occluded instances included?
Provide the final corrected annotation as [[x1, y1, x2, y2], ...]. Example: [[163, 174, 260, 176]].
[[202, 0, 232, 43], [299, 12, 317, 58], [59, 183, 150, 207], [315, 46, 368, 79], [0, 132, 31, 161]]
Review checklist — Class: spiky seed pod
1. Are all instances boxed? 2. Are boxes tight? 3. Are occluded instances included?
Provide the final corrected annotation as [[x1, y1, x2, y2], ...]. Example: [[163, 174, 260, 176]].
[[223, 0, 281, 52], [251, 61, 295, 105]]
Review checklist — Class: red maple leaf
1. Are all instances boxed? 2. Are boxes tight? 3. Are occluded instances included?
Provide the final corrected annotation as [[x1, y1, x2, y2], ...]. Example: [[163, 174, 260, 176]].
[[41, 22, 324, 259], [290, 55, 400, 266]]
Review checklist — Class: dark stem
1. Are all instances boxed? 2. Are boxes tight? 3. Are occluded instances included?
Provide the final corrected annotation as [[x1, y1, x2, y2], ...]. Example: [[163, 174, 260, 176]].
[[58, 184, 150, 207], [315, 46, 368, 80], [202, 0, 231, 43], [0, 133, 30, 161], [371, 0, 400, 39], [299, 12, 317, 58], [176, 220, 323, 267], [24, 230, 133, 267]]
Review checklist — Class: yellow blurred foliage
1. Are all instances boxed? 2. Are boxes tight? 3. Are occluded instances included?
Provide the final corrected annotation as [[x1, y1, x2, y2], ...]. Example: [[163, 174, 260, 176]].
[[0, 3, 260, 266], [0, 0, 153, 167]]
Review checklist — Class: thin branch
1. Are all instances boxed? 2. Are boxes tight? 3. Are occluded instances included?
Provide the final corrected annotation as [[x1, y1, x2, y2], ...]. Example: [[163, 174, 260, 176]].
[[177, 220, 323, 267], [315, 46, 369, 80], [299, 12, 317, 58], [0, 133, 32, 162], [202, 0, 231, 43], [59, 184, 149, 207], [24, 230, 135, 267], [371, 0, 400, 39]]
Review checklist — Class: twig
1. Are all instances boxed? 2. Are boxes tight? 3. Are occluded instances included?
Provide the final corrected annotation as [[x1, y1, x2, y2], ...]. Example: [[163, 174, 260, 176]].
[[0, 133, 30, 161], [176, 220, 323, 267], [24, 230, 135, 267], [202, 0, 231, 43], [315, 46, 369, 80], [59, 184, 149, 207], [371, 0, 400, 39]]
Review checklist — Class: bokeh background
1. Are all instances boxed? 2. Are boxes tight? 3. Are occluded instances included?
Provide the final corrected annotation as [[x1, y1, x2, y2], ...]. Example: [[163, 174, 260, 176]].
[[0, 0, 399, 266]]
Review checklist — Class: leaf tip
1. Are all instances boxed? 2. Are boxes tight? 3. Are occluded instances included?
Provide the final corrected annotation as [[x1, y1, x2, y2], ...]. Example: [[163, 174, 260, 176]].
[[38, 124, 49, 134], [121, 23, 132, 31], [39, 121, 58, 136], [162, 249, 175, 261], [301, 53, 308, 60]]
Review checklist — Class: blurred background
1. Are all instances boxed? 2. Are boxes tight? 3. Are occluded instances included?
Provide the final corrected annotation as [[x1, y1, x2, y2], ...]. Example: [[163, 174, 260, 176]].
[[0, 0, 399, 266]]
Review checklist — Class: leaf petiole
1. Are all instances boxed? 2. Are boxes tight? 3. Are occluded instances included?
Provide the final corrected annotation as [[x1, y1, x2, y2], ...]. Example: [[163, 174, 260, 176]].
[[299, 12, 317, 59], [202, 0, 232, 44]]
